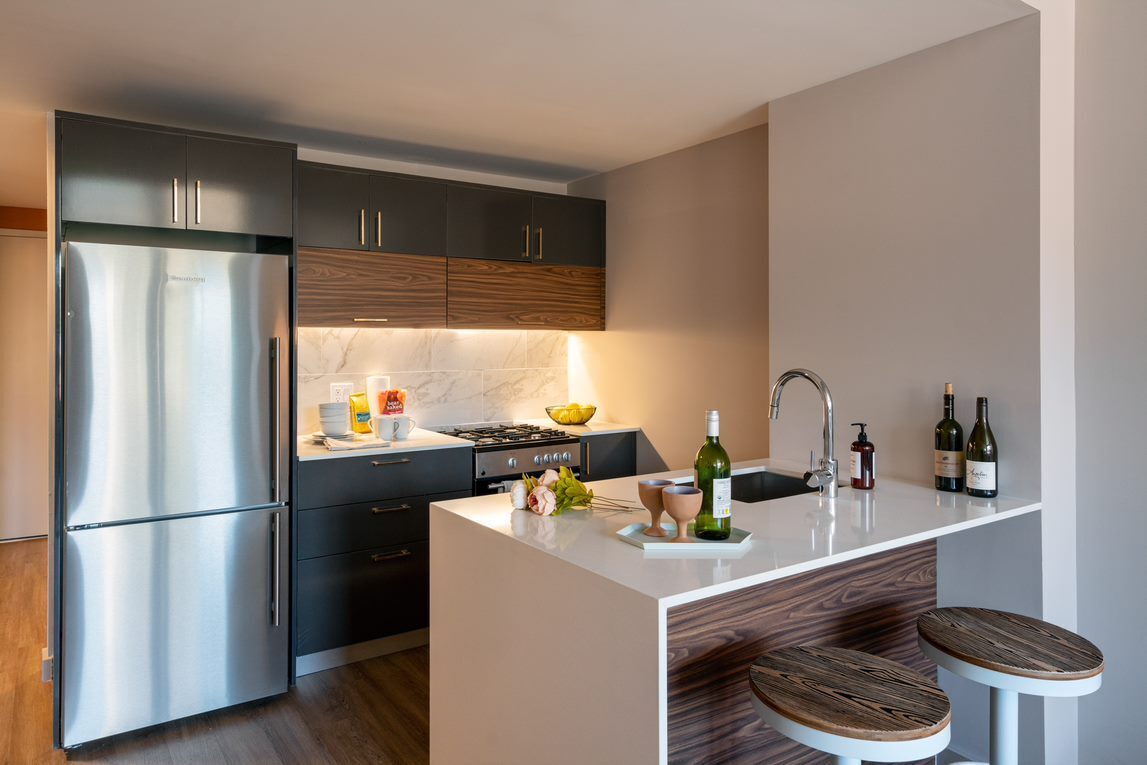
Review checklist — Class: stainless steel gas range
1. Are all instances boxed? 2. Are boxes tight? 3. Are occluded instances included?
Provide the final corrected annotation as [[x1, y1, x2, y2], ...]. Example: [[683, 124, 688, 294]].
[[441, 424, 581, 495]]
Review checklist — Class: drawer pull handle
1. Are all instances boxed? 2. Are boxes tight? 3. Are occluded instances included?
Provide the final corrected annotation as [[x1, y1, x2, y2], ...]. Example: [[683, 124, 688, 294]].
[[371, 549, 412, 563], [370, 458, 411, 467], [371, 504, 412, 515]]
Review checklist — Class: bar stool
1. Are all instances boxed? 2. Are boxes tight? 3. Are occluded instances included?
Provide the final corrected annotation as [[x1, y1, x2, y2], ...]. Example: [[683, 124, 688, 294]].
[[917, 607, 1104, 765], [748, 645, 952, 764]]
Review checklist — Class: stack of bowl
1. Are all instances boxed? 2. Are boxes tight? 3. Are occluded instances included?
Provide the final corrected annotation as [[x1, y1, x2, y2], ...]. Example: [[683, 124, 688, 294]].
[[318, 402, 350, 436]]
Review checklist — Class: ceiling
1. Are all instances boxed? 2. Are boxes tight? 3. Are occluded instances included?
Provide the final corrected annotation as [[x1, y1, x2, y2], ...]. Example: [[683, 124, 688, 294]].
[[1, 0, 1032, 195]]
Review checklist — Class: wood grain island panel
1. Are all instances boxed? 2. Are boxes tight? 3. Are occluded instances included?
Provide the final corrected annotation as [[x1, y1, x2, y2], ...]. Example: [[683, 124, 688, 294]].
[[666, 540, 937, 764]]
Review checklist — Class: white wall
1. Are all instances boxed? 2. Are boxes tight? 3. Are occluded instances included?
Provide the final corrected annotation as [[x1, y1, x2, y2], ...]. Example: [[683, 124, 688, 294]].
[[1075, 1, 1147, 760], [0, 232, 50, 540], [297, 147, 567, 195], [567, 125, 769, 472], [768, 17, 1043, 760]]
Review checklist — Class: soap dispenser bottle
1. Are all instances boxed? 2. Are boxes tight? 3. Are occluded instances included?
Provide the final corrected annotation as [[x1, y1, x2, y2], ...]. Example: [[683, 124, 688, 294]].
[[850, 422, 875, 490]]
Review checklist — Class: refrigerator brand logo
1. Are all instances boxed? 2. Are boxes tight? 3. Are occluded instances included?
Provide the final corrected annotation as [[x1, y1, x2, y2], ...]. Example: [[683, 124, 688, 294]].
[[167, 274, 206, 284]]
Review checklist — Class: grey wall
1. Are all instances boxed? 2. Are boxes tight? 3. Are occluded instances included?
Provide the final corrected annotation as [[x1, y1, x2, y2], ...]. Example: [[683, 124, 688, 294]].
[[568, 126, 769, 473], [768, 17, 1042, 760], [1076, 1, 1147, 761]]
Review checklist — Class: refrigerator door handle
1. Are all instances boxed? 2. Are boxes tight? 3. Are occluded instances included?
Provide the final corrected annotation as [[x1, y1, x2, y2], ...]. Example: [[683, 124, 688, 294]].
[[271, 511, 281, 627], [270, 337, 281, 504]]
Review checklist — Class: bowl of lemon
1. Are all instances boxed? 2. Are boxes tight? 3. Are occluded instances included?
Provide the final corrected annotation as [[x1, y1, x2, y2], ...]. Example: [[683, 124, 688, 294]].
[[545, 403, 597, 426]]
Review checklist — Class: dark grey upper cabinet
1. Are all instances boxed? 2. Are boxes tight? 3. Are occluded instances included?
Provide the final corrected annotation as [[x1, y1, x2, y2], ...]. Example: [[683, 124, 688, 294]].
[[531, 195, 605, 267], [447, 185, 534, 261], [186, 137, 293, 237], [447, 184, 605, 266], [59, 115, 294, 237], [297, 164, 447, 255], [369, 174, 446, 256], [298, 164, 371, 250], [59, 119, 186, 230]]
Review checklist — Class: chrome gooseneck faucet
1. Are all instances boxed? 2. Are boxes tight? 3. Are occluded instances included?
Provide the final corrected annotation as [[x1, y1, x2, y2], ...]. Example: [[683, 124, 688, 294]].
[[769, 368, 838, 498]]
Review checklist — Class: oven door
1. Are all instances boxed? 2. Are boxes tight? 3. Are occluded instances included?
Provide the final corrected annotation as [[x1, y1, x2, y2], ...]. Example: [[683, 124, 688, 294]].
[[476, 467, 583, 496]]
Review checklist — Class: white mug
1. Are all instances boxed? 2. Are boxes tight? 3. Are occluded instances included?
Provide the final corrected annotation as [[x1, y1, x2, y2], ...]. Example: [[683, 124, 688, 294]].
[[391, 415, 417, 440], [370, 414, 393, 442]]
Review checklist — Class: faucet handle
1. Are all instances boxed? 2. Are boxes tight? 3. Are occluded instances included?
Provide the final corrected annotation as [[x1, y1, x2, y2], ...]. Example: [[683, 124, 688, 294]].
[[809, 450, 816, 472]]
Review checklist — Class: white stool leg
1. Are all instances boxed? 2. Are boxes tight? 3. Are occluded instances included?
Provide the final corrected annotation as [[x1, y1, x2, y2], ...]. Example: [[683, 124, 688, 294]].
[[990, 686, 1018, 765], [832, 757, 861, 765]]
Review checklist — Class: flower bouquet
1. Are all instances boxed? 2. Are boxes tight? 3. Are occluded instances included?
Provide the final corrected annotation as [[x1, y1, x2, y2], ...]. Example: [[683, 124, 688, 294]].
[[511, 467, 637, 516]]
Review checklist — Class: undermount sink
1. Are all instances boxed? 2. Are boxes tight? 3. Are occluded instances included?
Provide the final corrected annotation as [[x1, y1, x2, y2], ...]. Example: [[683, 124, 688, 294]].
[[675, 468, 816, 503], [730, 469, 817, 503]]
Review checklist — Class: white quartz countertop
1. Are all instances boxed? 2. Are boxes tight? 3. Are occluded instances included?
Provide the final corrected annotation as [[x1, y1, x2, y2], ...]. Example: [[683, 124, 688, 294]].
[[297, 428, 473, 461], [431, 458, 1040, 607], [517, 418, 640, 436]]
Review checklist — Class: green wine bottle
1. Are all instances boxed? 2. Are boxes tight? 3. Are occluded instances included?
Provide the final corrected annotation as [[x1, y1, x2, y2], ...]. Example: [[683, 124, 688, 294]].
[[694, 410, 732, 540], [934, 382, 965, 492], [965, 396, 998, 498]]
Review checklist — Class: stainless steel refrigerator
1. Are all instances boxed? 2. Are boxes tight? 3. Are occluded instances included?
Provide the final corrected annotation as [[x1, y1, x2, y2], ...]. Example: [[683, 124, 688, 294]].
[[58, 241, 290, 747]]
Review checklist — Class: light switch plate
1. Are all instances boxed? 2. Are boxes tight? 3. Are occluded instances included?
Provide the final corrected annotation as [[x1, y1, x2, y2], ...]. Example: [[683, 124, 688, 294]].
[[329, 382, 355, 403]]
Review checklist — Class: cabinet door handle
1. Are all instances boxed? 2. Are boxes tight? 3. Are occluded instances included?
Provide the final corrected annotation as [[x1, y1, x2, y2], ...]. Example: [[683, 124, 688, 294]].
[[585, 442, 591, 478], [522, 224, 531, 258], [371, 503, 412, 515], [172, 178, 179, 223], [371, 549, 412, 563], [194, 180, 202, 224], [352, 318, 389, 323], [359, 208, 366, 246], [537, 226, 544, 260], [376, 210, 382, 248], [370, 458, 411, 467]]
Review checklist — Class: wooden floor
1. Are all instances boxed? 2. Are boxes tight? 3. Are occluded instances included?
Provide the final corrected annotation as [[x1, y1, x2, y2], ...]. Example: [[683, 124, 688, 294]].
[[0, 539, 430, 764]]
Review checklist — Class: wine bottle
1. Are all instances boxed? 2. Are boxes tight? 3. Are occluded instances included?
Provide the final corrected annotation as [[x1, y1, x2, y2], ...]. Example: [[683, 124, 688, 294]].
[[965, 396, 998, 498], [694, 410, 732, 540], [934, 383, 965, 492]]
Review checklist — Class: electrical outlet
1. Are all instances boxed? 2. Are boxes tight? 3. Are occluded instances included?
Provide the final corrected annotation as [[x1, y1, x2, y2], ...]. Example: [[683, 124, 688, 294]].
[[329, 382, 354, 403]]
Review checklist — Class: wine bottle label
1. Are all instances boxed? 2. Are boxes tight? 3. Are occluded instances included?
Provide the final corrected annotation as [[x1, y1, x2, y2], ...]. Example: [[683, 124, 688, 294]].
[[934, 450, 965, 478], [966, 460, 997, 490], [850, 452, 862, 480], [711, 477, 732, 519]]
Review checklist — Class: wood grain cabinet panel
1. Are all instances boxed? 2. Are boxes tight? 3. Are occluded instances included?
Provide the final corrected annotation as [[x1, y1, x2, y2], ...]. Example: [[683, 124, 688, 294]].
[[297, 247, 447, 328], [447, 259, 604, 330], [666, 540, 938, 765]]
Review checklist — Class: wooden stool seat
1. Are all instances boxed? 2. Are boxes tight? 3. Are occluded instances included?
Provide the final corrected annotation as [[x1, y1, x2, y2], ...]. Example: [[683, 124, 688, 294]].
[[918, 607, 1104, 682], [749, 645, 951, 763], [917, 608, 1104, 765]]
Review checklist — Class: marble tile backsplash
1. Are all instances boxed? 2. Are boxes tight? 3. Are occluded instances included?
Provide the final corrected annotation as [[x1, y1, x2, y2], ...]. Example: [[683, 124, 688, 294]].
[[297, 328, 568, 433]]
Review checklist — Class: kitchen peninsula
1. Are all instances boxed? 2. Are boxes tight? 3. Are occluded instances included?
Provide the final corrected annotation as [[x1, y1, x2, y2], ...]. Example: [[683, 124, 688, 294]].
[[429, 461, 1039, 764]]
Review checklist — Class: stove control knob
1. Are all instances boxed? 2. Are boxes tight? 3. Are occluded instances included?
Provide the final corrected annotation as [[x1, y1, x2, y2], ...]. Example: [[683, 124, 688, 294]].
[[561, 451, 572, 462], [533, 455, 541, 466], [543, 454, 552, 465], [552, 452, 562, 463], [507, 457, 518, 469]]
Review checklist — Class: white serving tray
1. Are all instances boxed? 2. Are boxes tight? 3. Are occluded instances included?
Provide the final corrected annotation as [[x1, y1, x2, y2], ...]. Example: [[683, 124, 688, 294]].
[[615, 522, 753, 557]]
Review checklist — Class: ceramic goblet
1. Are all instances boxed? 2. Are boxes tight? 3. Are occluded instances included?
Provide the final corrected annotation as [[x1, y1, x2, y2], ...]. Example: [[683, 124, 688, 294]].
[[638, 479, 674, 537], [662, 486, 703, 543]]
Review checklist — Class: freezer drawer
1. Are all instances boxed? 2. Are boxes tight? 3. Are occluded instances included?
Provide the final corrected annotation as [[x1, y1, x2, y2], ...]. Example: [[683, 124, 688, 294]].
[[61, 507, 288, 747]]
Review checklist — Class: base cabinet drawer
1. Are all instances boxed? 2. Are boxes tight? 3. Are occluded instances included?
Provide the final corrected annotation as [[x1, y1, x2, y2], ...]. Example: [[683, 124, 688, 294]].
[[297, 541, 429, 656], [297, 446, 472, 509], [298, 490, 470, 560]]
